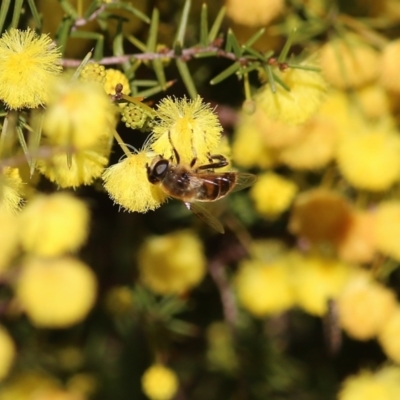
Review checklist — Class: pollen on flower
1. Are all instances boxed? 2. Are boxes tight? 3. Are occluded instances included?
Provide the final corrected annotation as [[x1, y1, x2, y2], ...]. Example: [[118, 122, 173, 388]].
[[141, 364, 179, 400], [235, 258, 295, 316], [138, 230, 206, 295], [102, 151, 168, 213], [0, 326, 15, 381], [151, 96, 223, 164], [16, 257, 97, 328], [0, 28, 62, 109], [336, 129, 400, 191], [250, 172, 297, 217], [104, 68, 131, 95], [225, 0, 284, 26], [0, 167, 24, 214], [42, 78, 116, 149], [19, 192, 90, 257], [255, 64, 327, 125]]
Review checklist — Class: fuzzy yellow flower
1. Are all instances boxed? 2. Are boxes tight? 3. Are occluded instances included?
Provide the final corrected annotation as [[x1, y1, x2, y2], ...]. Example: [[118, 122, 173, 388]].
[[104, 286, 134, 316], [141, 364, 178, 400], [250, 172, 297, 217], [0, 210, 19, 273], [138, 230, 206, 295], [320, 36, 379, 89], [255, 65, 327, 125], [336, 130, 400, 191], [19, 192, 90, 257], [151, 96, 222, 164], [37, 138, 111, 188], [0, 167, 24, 214], [379, 307, 400, 363], [338, 367, 400, 400], [104, 68, 131, 95], [380, 39, 400, 93], [16, 257, 97, 328], [42, 79, 116, 149], [225, 0, 284, 26], [338, 270, 396, 340], [373, 201, 400, 261], [0, 28, 61, 109], [356, 84, 390, 119], [80, 62, 106, 85], [0, 326, 15, 381], [102, 150, 167, 213], [291, 253, 350, 316], [235, 258, 295, 317]]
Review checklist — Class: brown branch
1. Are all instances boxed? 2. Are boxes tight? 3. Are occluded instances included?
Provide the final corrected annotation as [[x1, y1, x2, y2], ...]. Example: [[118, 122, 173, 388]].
[[73, 4, 107, 30]]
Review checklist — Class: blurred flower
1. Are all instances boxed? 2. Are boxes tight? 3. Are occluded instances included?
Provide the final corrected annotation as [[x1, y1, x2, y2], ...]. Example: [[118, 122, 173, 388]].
[[151, 96, 222, 164], [0, 210, 19, 273], [291, 253, 350, 316], [338, 366, 400, 400], [320, 36, 379, 89], [103, 68, 130, 95], [67, 373, 97, 398], [138, 230, 206, 295], [380, 39, 400, 93], [289, 189, 353, 249], [80, 62, 106, 85], [0, 28, 61, 109], [102, 150, 167, 213], [336, 129, 400, 191], [255, 64, 327, 125], [235, 258, 295, 316], [0, 326, 15, 381], [250, 172, 297, 217], [338, 270, 396, 340], [225, 0, 284, 26], [104, 286, 134, 315], [373, 201, 400, 261], [19, 192, 90, 257], [206, 322, 238, 374], [42, 79, 116, 149], [378, 307, 400, 363], [16, 257, 97, 328], [141, 364, 178, 400], [356, 84, 390, 119], [0, 167, 24, 214]]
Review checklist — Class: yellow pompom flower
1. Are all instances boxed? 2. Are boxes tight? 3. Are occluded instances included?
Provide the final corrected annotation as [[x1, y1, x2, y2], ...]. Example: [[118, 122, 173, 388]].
[[151, 96, 222, 164], [225, 0, 284, 27], [104, 68, 131, 95], [356, 84, 390, 119], [138, 230, 206, 295], [235, 258, 295, 317], [0, 28, 62, 109], [338, 367, 400, 400], [380, 39, 400, 93], [0, 167, 24, 214], [338, 270, 397, 340], [104, 286, 134, 316], [80, 62, 106, 85], [291, 253, 350, 316], [0, 326, 15, 381], [379, 307, 400, 363], [37, 138, 111, 188], [141, 364, 178, 400], [373, 201, 400, 261], [19, 192, 89, 257], [336, 129, 400, 191], [250, 172, 297, 217], [42, 79, 116, 149], [255, 65, 327, 125], [277, 116, 338, 170], [0, 210, 19, 273], [102, 150, 167, 213], [320, 36, 379, 89], [16, 257, 97, 328]]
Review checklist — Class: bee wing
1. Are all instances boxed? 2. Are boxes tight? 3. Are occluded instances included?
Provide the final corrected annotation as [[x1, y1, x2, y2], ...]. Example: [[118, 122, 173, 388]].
[[231, 172, 257, 193], [184, 202, 225, 234]]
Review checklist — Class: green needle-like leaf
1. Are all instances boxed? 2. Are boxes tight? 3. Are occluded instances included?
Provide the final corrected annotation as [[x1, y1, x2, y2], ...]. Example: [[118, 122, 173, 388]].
[[227, 29, 242, 57], [265, 65, 276, 93], [28, 111, 43, 177], [278, 28, 297, 63], [136, 80, 175, 98], [84, 0, 100, 19], [105, 1, 150, 24], [210, 61, 241, 85], [175, 0, 191, 46], [11, 0, 23, 28], [127, 34, 147, 52], [26, 0, 42, 29], [56, 16, 73, 55], [176, 59, 198, 99], [244, 27, 265, 48], [152, 58, 167, 89], [0, 0, 11, 33], [146, 8, 159, 52], [59, 0, 78, 19], [72, 49, 93, 81], [16, 125, 31, 170], [208, 6, 226, 43], [200, 3, 208, 46], [272, 71, 290, 91]]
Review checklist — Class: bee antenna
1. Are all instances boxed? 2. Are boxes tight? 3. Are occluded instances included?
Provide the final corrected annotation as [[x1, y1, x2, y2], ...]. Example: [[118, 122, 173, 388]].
[[168, 130, 180, 164]]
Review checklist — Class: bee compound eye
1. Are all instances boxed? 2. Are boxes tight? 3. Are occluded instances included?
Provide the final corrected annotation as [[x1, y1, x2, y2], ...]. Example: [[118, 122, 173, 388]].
[[154, 160, 169, 177]]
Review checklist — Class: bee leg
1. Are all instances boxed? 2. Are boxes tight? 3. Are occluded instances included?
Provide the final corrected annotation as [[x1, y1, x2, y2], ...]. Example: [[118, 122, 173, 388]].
[[168, 130, 180, 164], [190, 157, 197, 168], [197, 154, 229, 170]]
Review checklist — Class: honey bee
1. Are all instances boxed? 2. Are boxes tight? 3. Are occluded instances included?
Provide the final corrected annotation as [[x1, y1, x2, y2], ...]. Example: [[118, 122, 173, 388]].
[[146, 147, 256, 233]]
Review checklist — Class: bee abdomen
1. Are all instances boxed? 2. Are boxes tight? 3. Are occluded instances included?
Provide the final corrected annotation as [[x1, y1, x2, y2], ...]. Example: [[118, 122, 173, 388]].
[[198, 173, 236, 201]]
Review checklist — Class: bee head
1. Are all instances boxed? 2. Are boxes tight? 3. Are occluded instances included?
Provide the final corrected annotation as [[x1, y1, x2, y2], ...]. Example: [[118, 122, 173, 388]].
[[146, 156, 169, 184]]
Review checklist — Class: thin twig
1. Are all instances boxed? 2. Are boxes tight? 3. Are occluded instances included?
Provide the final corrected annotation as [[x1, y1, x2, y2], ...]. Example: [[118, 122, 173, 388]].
[[73, 4, 107, 30]]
